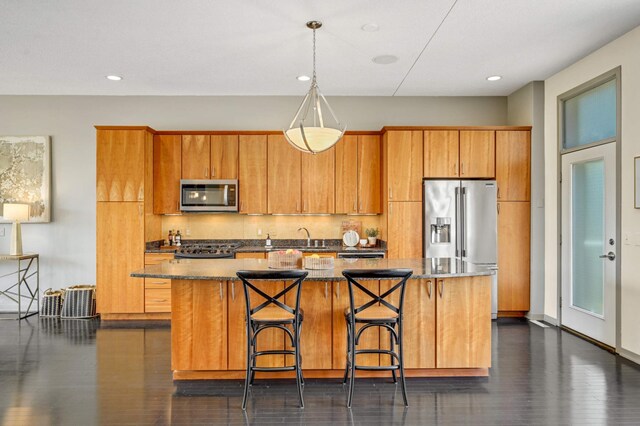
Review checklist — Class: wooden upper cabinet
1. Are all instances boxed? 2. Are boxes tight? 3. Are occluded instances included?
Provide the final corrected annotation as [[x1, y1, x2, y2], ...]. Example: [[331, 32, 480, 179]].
[[181, 135, 210, 179], [387, 201, 422, 259], [498, 202, 531, 312], [153, 135, 181, 214], [301, 146, 335, 213], [385, 131, 423, 202], [238, 135, 267, 214], [436, 276, 491, 368], [96, 129, 146, 202], [335, 136, 358, 214], [459, 131, 495, 178], [210, 135, 239, 179], [496, 131, 531, 201], [268, 135, 301, 214], [424, 130, 459, 178], [357, 135, 382, 214]]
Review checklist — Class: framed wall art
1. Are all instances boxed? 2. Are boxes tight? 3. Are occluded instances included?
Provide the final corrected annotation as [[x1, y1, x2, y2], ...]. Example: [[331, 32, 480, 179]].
[[0, 136, 51, 223]]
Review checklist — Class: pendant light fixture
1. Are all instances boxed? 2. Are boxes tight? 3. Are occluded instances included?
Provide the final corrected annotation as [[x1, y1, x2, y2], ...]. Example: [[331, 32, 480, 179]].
[[284, 21, 346, 154]]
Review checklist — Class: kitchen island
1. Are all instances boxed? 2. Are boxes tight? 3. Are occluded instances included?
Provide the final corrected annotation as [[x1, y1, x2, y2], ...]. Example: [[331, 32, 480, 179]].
[[132, 258, 494, 380]]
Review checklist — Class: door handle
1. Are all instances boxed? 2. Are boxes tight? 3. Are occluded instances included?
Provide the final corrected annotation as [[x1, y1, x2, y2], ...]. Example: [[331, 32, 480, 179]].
[[205, 167, 209, 178], [231, 281, 235, 301], [426, 280, 432, 299], [438, 280, 444, 298], [599, 252, 616, 261], [219, 281, 224, 300], [211, 166, 215, 177], [389, 187, 393, 200]]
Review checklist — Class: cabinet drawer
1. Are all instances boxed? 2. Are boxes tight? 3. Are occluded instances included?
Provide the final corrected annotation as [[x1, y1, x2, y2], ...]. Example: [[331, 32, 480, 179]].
[[145, 288, 171, 313], [145, 278, 171, 289], [144, 253, 174, 265]]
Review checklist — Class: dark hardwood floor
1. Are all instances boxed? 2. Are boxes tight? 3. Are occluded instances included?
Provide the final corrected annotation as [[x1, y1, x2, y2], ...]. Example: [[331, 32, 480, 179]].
[[1, 316, 639, 425]]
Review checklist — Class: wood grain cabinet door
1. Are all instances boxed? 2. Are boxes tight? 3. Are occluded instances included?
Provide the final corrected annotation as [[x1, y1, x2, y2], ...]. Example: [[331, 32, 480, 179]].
[[424, 130, 459, 178], [496, 131, 531, 201], [268, 135, 301, 214], [459, 130, 495, 178], [238, 135, 267, 214], [436, 276, 491, 368], [153, 135, 181, 214], [385, 131, 423, 202], [285, 281, 333, 369], [387, 202, 423, 259], [181, 135, 211, 179], [332, 280, 380, 369], [96, 129, 146, 202], [380, 279, 435, 369], [210, 135, 239, 179], [335, 136, 358, 214], [357, 135, 382, 213], [171, 280, 228, 371], [301, 146, 335, 214], [497, 202, 531, 312], [96, 202, 145, 313]]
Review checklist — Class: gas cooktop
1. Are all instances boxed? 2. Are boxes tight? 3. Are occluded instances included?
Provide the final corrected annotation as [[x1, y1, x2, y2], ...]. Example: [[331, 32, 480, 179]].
[[174, 243, 241, 259]]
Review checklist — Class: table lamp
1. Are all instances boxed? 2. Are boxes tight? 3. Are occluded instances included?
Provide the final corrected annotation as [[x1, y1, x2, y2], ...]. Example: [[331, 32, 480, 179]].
[[4, 203, 29, 256]]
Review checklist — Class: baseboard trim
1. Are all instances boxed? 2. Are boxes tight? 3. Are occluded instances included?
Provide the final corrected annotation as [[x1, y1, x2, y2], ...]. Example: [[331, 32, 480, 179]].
[[618, 348, 640, 366], [525, 313, 545, 321], [543, 315, 558, 326]]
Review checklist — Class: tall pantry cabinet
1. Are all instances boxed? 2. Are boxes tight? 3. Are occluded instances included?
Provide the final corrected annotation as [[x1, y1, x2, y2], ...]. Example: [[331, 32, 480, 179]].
[[96, 127, 162, 318]]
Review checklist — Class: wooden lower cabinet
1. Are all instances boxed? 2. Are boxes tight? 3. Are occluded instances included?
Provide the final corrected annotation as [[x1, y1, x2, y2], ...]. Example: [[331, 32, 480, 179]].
[[380, 278, 436, 369], [332, 280, 380, 369], [145, 289, 171, 313], [436, 276, 491, 368], [498, 202, 531, 313], [171, 280, 228, 371]]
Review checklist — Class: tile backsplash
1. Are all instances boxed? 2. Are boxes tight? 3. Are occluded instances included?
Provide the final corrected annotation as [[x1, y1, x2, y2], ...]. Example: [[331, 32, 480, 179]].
[[162, 214, 382, 240]]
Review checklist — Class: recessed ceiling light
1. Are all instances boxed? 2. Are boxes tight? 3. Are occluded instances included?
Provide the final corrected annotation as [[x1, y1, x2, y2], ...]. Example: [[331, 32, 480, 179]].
[[372, 55, 398, 65], [486, 75, 502, 81], [361, 23, 379, 32], [296, 75, 311, 82], [106, 75, 123, 81]]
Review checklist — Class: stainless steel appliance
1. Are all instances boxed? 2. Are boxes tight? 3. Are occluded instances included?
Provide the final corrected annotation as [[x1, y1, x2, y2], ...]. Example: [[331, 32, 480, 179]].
[[174, 243, 241, 259], [337, 250, 386, 259], [180, 179, 238, 212], [423, 179, 499, 318]]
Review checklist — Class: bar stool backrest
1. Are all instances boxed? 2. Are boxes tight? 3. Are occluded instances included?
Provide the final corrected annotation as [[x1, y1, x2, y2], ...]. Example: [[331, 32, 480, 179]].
[[236, 270, 308, 319], [342, 269, 413, 318]]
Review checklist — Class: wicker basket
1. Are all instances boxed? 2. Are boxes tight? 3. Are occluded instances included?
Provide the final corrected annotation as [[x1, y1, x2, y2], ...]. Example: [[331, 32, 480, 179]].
[[267, 250, 302, 269], [303, 256, 335, 270], [61, 285, 98, 319], [41, 288, 64, 317]]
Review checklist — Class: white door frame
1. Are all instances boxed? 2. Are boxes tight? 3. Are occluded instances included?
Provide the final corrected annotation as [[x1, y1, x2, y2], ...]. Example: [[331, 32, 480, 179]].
[[556, 66, 621, 351]]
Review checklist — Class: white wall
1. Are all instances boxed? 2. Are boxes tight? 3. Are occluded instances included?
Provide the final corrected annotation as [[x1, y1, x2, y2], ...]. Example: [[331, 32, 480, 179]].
[[507, 81, 545, 319], [544, 25, 640, 358], [0, 95, 507, 310]]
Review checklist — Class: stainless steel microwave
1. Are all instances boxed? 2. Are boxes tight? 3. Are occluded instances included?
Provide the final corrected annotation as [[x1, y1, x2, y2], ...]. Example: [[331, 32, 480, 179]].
[[180, 179, 238, 212]]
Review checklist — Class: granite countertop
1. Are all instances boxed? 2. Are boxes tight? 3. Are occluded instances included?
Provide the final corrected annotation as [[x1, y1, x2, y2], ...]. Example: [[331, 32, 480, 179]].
[[131, 257, 494, 281], [234, 245, 385, 253], [145, 239, 387, 254]]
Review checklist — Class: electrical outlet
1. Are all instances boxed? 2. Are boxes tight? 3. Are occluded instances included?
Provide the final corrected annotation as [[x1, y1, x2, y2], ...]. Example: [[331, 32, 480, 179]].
[[257, 228, 262, 236], [185, 228, 191, 236]]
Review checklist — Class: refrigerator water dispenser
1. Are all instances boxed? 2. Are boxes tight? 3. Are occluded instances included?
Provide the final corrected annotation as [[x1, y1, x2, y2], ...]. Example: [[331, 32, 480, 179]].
[[430, 217, 451, 244]]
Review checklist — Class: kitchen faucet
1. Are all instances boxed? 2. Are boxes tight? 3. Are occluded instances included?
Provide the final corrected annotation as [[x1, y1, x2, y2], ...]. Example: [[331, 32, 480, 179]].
[[298, 227, 311, 247]]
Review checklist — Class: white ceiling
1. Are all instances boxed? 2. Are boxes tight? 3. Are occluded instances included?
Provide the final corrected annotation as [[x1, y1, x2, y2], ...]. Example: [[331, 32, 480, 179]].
[[2, 0, 640, 96]]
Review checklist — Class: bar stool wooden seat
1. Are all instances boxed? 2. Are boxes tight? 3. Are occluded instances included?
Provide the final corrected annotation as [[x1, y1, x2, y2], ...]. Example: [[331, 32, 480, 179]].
[[342, 268, 413, 408], [236, 269, 308, 410]]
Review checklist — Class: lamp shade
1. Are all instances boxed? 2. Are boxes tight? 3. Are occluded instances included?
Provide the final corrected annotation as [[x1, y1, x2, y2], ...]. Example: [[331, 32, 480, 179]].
[[285, 127, 343, 153], [4, 203, 29, 222]]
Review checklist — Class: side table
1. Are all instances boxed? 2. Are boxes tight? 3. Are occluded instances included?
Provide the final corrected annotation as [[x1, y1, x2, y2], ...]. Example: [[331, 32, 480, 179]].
[[0, 254, 39, 320]]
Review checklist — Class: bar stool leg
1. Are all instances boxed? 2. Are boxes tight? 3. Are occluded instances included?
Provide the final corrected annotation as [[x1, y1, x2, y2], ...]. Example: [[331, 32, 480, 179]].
[[390, 329, 397, 383], [398, 319, 409, 407], [250, 324, 257, 385], [347, 319, 356, 408], [342, 320, 351, 385], [294, 322, 304, 408], [242, 321, 253, 410]]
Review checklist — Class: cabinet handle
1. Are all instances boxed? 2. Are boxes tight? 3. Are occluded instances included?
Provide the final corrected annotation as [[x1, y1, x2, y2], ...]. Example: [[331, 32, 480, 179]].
[[438, 280, 444, 298], [426, 280, 432, 299], [239, 201, 243, 213], [389, 187, 393, 200], [152, 299, 168, 303], [497, 187, 501, 199], [219, 281, 223, 301], [461, 162, 464, 175], [211, 166, 215, 177], [176, 201, 180, 212], [353, 200, 357, 212], [231, 281, 235, 301], [303, 200, 307, 212], [325, 282, 328, 299], [336, 282, 340, 299], [296, 200, 300, 213], [151, 281, 166, 285], [497, 203, 500, 214], [205, 167, 209, 178]]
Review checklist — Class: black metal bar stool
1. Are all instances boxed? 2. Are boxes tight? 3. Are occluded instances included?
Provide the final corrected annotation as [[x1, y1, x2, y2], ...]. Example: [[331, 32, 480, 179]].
[[342, 268, 413, 408], [236, 269, 308, 410]]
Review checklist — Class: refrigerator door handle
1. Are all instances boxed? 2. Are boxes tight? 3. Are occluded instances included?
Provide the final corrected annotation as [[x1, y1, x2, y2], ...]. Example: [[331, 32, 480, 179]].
[[455, 186, 460, 257], [460, 187, 466, 258]]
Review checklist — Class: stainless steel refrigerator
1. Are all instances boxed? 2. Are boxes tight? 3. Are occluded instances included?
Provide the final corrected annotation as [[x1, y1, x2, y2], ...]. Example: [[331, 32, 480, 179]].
[[423, 179, 498, 318]]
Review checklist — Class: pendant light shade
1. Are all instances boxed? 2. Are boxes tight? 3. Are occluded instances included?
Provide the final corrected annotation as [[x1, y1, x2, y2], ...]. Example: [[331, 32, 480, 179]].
[[284, 21, 345, 154]]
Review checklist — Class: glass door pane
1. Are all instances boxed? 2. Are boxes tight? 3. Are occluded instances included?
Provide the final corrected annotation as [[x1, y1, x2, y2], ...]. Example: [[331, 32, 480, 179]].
[[571, 159, 604, 315]]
